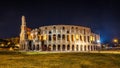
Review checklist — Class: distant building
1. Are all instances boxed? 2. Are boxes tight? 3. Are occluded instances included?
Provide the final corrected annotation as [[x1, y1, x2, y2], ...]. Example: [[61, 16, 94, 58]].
[[20, 16, 101, 52]]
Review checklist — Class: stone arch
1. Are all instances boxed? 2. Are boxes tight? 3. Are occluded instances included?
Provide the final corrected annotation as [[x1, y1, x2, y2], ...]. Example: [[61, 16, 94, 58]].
[[53, 34, 56, 41], [57, 34, 61, 40], [62, 34, 65, 40], [80, 45, 82, 51], [84, 45, 86, 51], [53, 44, 56, 51], [33, 45, 35, 50], [91, 45, 93, 51], [53, 26, 56, 29], [62, 45, 65, 51], [58, 45, 60, 51], [28, 41, 32, 50], [76, 45, 79, 51], [49, 31, 52, 34], [49, 35, 51, 41], [67, 45, 70, 51], [63, 27, 65, 29], [48, 44, 51, 51], [36, 45, 39, 50], [88, 45, 90, 51], [42, 45, 47, 51], [72, 45, 74, 51]]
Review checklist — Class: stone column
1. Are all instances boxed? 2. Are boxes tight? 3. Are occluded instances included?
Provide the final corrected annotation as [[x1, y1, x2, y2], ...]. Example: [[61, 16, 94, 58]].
[[56, 44, 58, 51], [60, 45, 62, 51], [65, 45, 67, 51], [92, 45, 94, 51], [74, 45, 76, 51], [25, 42, 28, 51], [51, 45, 53, 51], [78, 45, 80, 51], [70, 44, 72, 51]]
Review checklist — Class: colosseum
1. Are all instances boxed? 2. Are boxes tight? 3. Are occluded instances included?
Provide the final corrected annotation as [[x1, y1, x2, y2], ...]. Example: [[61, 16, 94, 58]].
[[20, 16, 101, 52]]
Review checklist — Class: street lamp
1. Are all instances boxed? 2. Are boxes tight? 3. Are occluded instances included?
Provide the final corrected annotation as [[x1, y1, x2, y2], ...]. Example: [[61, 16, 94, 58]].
[[113, 38, 118, 47]]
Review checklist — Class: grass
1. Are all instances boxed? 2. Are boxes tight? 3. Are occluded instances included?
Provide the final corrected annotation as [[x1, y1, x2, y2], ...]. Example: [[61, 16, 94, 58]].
[[0, 51, 120, 68]]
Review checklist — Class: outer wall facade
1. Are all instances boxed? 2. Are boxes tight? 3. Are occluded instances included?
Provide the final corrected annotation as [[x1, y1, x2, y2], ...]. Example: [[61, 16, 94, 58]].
[[20, 16, 101, 52]]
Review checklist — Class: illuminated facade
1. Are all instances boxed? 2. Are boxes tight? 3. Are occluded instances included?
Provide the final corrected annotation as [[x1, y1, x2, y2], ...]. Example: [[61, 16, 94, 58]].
[[20, 16, 101, 51]]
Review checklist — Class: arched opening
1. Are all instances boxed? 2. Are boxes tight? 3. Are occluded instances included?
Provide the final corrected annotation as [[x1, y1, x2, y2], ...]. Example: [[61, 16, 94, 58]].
[[53, 34, 56, 41], [76, 45, 78, 51], [91, 46, 93, 51], [48, 45, 51, 51], [62, 45, 65, 51], [67, 35, 70, 41], [33, 45, 35, 50], [53, 26, 56, 29], [49, 31, 51, 34], [67, 45, 70, 50], [81, 45, 82, 51], [28, 41, 32, 50], [42, 45, 47, 51], [58, 45, 60, 51], [72, 45, 74, 51], [63, 27, 65, 30], [57, 34, 61, 40], [37, 45, 39, 50], [88, 45, 90, 51], [71, 35, 74, 41], [49, 35, 51, 41], [84, 45, 86, 51], [53, 45, 56, 51], [62, 34, 65, 40], [80, 35, 82, 41]]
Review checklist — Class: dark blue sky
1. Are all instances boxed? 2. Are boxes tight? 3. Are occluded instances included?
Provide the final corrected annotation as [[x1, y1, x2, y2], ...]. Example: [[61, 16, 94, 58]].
[[0, 0, 120, 43]]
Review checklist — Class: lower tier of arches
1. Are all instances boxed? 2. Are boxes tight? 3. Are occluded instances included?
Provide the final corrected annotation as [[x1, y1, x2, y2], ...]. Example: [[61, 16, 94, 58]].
[[21, 44, 100, 51]]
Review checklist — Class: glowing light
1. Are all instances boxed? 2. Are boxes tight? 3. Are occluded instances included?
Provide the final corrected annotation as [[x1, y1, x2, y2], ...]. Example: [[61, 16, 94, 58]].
[[43, 34, 47, 40], [92, 37, 95, 41], [113, 39, 118, 43], [90, 36, 93, 41], [97, 40, 100, 43], [76, 34, 79, 40]]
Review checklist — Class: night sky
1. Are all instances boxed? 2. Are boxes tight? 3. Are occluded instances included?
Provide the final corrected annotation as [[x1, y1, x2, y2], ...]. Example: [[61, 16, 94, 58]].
[[0, 0, 120, 43]]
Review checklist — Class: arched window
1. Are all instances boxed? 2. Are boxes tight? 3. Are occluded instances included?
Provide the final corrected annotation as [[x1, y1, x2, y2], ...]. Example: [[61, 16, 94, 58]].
[[81, 45, 82, 51], [48, 45, 51, 51], [58, 34, 61, 40], [62, 34, 65, 40], [58, 45, 60, 51], [84, 45, 86, 51], [45, 27, 47, 30], [63, 27, 65, 30], [67, 31, 69, 33], [53, 34, 56, 41], [76, 27, 78, 29], [72, 45, 74, 51], [62, 45, 65, 51], [71, 27, 74, 29], [49, 31, 52, 34], [67, 35, 70, 41], [71, 35, 74, 41], [53, 26, 56, 29], [67, 45, 70, 50], [49, 35, 51, 41], [80, 35, 82, 41], [84, 36, 86, 42], [37, 45, 39, 50], [76, 45, 78, 51], [53, 44, 56, 51]]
